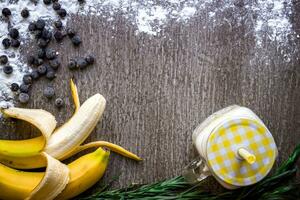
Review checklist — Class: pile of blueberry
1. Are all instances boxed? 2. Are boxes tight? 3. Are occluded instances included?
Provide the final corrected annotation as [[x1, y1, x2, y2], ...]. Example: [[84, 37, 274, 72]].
[[0, 0, 95, 108]]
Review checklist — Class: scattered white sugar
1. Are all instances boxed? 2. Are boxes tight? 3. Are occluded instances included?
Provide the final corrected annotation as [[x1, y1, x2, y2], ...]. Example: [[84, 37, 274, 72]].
[[179, 7, 196, 20], [0, 0, 69, 108], [205, 0, 293, 46], [136, 6, 168, 35], [0, 0, 295, 107], [205, 0, 295, 63], [254, 0, 293, 46], [74, 0, 198, 35], [0, 0, 198, 107]]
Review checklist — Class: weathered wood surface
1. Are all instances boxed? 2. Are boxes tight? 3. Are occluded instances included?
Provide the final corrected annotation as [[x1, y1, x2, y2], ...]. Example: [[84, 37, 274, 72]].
[[1, 0, 300, 194]]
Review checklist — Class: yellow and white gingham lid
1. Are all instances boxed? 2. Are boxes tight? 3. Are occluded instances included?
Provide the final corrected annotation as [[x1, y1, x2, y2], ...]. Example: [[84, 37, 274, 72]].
[[206, 118, 277, 186]]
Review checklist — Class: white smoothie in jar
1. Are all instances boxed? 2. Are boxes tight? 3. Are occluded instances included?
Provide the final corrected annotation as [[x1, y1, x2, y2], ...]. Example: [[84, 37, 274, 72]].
[[191, 105, 278, 189]]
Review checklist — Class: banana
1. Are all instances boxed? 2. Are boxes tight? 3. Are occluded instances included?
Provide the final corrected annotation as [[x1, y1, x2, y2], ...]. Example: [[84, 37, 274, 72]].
[[0, 147, 110, 200], [0, 136, 44, 158], [0, 80, 141, 169], [56, 147, 110, 200]]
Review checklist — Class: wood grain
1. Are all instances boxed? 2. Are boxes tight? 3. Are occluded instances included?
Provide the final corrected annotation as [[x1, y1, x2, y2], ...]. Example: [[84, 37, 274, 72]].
[[0, 1, 300, 194]]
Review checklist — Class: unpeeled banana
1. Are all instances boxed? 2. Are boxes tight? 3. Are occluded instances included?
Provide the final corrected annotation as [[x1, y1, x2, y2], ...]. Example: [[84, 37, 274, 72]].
[[0, 147, 110, 200]]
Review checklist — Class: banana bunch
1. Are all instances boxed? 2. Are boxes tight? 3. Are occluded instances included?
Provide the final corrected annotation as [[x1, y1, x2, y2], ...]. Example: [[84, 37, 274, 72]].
[[0, 80, 141, 200]]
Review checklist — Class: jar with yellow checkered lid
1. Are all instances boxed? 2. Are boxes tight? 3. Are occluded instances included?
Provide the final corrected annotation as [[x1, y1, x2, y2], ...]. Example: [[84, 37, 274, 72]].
[[183, 105, 278, 189]]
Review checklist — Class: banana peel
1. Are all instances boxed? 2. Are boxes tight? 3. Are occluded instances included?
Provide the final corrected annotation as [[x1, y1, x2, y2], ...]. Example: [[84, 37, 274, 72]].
[[65, 141, 142, 161], [0, 108, 56, 157], [70, 79, 80, 112], [25, 153, 69, 200]]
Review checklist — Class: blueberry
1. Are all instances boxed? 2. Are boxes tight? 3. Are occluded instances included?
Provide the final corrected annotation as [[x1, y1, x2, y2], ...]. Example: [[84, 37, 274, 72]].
[[35, 30, 43, 39], [19, 84, 30, 93], [54, 20, 63, 29], [36, 19, 46, 30], [28, 22, 37, 32], [37, 38, 48, 48], [9, 28, 19, 39], [44, 86, 55, 98], [43, 0, 52, 5], [45, 49, 57, 60], [21, 8, 29, 18], [85, 55, 95, 65], [68, 59, 77, 70], [52, 2, 61, 10], [37, 65, 47, 75], [11, 83, 19, 92], [78, 0, 85, 3], [77, 58, 87, 69], [55, 98, 64, 108], [46, 70, 56, 80], [54, 31, 64, 41], [42, 29, 52, 40], [11, 39, 20, 48], [71, 35, 81, 46], [23, 74, 32, 84], [30, 70, 40, 80], [2, 38, 11, 49], [37, 48, 45, 59], [19, 93, 30, 104], [52, 0, 59, 2], [66, 27, 76, 37], [57, 8, 67, 18], [2, 8, 11, 17], [27, 55, 36, 65], [34, 58, 44, 66], [3, 65, 13, 74], [49, 59, 60, 70], [0, 55, 8, 65]]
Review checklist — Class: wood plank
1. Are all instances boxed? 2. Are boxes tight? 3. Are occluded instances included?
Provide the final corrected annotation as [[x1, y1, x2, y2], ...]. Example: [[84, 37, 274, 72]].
[[0, 1, 299, 193]]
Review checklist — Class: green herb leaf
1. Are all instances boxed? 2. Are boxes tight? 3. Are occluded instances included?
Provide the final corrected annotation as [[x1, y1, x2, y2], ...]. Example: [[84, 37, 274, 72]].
[[82, 144, 300, 200]]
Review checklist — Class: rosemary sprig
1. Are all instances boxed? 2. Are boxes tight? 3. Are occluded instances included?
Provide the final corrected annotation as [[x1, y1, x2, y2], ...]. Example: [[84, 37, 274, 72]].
[[82, 144, 300, 200]]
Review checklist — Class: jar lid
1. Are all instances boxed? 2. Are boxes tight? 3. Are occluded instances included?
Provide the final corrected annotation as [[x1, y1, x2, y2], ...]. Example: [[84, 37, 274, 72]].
[[206, 118, 277, 186]]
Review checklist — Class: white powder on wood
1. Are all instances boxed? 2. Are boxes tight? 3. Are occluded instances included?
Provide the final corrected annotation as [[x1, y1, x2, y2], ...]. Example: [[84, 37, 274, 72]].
[[0, 0, 295, 107]]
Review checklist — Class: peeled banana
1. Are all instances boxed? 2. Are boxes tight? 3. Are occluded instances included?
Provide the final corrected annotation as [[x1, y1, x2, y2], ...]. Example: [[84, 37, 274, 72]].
[[0, 147, 109, 200], [45, 93, 106, 159], [1, 86, 106, 161], [0, 79, 141, 169]]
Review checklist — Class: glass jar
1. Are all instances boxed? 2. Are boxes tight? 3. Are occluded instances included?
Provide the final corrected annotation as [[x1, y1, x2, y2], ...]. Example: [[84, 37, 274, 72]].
[[184, 105, 278, 189]]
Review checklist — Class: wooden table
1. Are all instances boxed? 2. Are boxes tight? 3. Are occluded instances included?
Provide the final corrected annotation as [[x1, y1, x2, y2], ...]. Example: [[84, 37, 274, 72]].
[[1, 0, 300, 196]]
